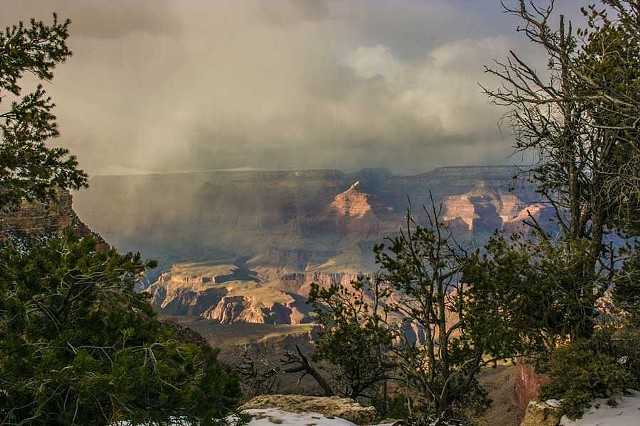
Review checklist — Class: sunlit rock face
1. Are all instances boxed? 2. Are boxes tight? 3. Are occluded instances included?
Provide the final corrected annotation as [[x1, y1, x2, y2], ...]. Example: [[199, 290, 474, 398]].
[[147, 262, 315, 325], [273, 271, 359, 296], [75, 166, 555, 326], [322, 181, 397, 236], [147, 260, 370, 325], [74, 166, 548, 266], [440, 183, 545, 236]]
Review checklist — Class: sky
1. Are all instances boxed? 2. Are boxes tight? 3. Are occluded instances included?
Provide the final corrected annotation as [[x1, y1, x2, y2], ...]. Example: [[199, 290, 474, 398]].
[[1, 0, 585, 175]]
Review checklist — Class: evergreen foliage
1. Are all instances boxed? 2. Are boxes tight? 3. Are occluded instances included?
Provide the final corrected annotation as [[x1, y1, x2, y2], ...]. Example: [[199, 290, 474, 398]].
[[310, 209, 500, 424], [312, 2, 640, 422], [613, 242, 640, 324], [372, 213, 490, 422], [0, 233, 241, 425], [480, 0, 640, 419], [309, 275, 394, 401], [538, 338, 632, 420], [462, 233, 601, 353], [0, 15, 241, 425], [0, 15, 87, 209]]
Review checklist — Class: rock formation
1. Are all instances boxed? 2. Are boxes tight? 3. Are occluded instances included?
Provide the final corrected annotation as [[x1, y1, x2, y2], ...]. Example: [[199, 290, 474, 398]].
[[73, 166, 552, 270], [240, 395, 377, 425], [440, 183, 547, 236], [147, 262, 315, 324], [515, 358, 551, 410], [74, 166, 555, 327], [0, 189, 107, 249], [519, 399, 563, 426], [324, 181, 397, 236]]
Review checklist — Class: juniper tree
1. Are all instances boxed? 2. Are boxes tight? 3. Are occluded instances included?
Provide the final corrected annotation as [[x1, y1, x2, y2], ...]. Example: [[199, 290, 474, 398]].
[[309, 274, 394, 401], [0, 233, 241, 425], [476, 1, 640, 416], [310, 205, 503, 424]]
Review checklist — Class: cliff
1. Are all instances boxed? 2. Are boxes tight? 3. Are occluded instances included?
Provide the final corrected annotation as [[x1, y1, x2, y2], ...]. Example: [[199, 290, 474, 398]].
[[440, 183, 546, 235], [73, 166, 548, 266], [73, 166, 555, 327], [324, 181, 397, 236], [0, 189, 107, 249], [147, 262, 316, 324]]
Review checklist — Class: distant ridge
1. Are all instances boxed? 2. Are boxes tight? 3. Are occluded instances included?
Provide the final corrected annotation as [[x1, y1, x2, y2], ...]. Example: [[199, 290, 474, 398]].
[[89, 165, 529, 179], [419, 165, 532, 179]]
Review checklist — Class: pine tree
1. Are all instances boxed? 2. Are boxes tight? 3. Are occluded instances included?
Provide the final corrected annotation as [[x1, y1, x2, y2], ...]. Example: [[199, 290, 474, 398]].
[[0, 14, 87, 209]]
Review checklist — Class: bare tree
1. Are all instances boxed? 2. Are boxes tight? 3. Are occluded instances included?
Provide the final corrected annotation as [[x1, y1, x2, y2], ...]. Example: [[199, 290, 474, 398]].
[[280, 345, 335, 397], [483, 0, 640, 338], [235, 345, 283, 397]]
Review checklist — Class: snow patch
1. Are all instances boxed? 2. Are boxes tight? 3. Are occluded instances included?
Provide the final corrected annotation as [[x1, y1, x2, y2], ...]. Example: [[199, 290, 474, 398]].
[[560, 390, 640, 426], [243, 408, 357, 426]]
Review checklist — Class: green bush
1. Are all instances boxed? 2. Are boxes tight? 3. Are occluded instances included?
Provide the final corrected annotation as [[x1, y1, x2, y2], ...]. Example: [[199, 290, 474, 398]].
[[0, 233, 241, 425], [614, 327, 640, 388], [539, 339, 632, 419]]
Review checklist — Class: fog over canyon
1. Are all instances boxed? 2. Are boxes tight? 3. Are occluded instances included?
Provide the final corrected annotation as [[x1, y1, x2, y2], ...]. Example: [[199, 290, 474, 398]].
[[73, 165, 551, 332]]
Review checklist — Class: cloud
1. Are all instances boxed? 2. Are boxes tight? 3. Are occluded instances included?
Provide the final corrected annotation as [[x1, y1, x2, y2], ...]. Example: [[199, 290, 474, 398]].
[[0, 0, 179, 38], [259, 0, 330, 26], [347, 44, 403, 84], [0, 0, 587, 175]]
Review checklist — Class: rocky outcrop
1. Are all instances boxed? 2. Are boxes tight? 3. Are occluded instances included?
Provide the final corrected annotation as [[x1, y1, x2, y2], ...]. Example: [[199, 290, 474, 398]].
[[519, 399, 563, 426], [515, 358, 551, 409], [275, 271, 360, 295], [241, 395, 377, 425], [147, 263, 315, 324], [74, 166, 558, 330], [74, 166, 550, 271], [441, 184, 550, 237], [203, 297, 298, 324], [299, 181, 399, 238], [0, 189, 107, 249], [206, 296, 265, 323]]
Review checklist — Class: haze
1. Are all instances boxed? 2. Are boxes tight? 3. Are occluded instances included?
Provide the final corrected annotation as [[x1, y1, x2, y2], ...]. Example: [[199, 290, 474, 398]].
[[0, 0, 583, 175]]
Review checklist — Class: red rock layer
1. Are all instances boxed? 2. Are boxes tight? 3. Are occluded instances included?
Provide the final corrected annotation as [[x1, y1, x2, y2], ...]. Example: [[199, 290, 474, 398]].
[[515, 358, 551, 409]]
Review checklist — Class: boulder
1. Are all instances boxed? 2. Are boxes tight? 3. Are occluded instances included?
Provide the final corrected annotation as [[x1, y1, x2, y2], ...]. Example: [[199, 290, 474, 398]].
[[240, 394, 377, 425], [519, 399, 563, 426]]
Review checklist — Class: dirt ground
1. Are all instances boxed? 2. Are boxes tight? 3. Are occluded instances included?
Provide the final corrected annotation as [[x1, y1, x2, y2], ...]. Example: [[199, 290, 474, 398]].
[[173, 316, 525, 425], [473, 364, 524, 426]]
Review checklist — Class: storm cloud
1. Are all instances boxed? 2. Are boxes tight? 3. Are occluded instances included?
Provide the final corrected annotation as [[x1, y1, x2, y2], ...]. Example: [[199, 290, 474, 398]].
[[0, 0, 585, 175]]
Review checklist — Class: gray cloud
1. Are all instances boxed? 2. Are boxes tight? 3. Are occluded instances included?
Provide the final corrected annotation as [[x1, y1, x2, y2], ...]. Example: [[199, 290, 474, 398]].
[[0, 0, 179, 38], [1, 0, 585, 175], [259, 0, 330, 26]]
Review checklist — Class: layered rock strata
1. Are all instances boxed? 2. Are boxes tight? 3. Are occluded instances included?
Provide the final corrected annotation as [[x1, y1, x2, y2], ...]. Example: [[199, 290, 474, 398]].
[[0, 189, 107, 249], [147, 263, 317, 324]]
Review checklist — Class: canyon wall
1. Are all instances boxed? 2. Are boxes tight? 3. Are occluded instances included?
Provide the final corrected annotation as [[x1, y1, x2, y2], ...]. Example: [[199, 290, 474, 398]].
[[0, 189, 107, 249], [73, 166, 551, 325]]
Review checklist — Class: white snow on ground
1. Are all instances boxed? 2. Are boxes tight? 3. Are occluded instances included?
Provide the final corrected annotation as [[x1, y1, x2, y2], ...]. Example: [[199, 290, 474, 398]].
[[243, 408, 358, 426], [560, 390, 640, 426]]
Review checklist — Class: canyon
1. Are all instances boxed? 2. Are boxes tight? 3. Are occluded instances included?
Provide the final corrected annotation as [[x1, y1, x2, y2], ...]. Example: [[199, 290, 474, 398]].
[[70, 165, 550, 336], [0, 165, 551, 393]]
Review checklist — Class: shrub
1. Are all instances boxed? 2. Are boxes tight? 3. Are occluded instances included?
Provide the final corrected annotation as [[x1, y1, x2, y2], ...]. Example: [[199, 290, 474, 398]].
[[539, 339, 632, 419], [0, 233, 241, 424]]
